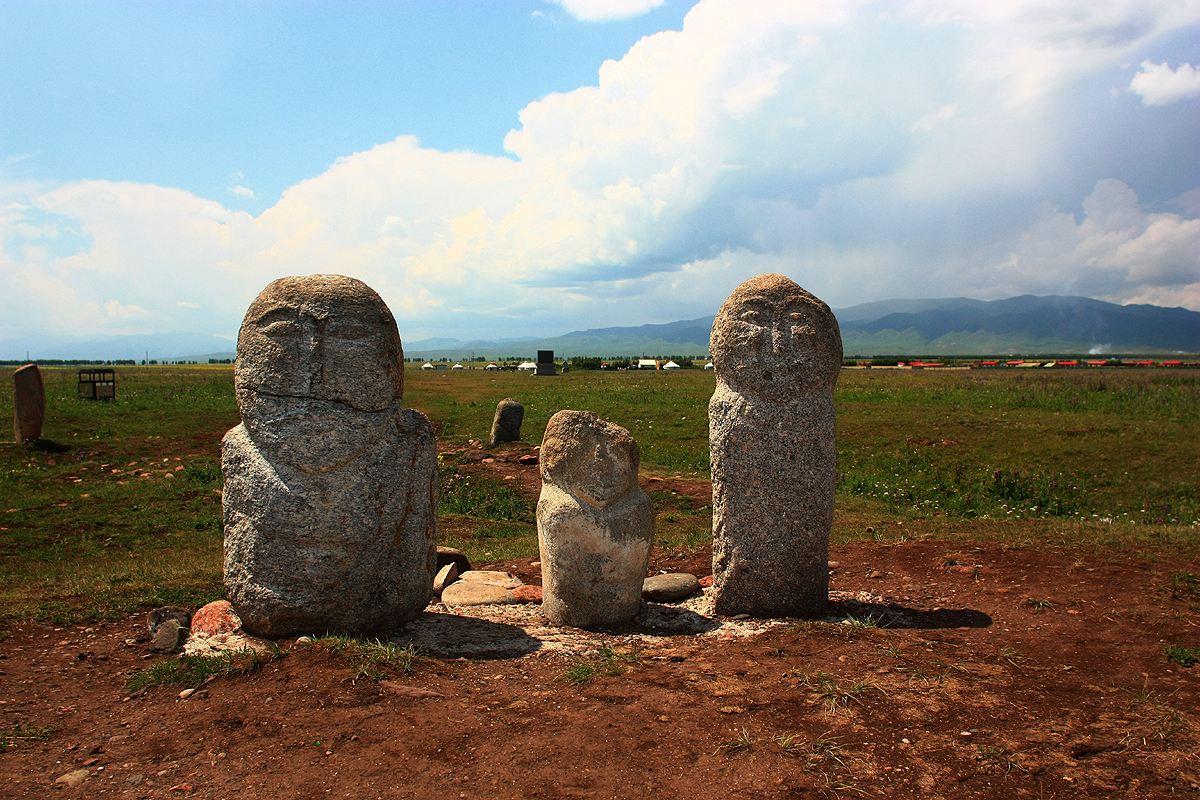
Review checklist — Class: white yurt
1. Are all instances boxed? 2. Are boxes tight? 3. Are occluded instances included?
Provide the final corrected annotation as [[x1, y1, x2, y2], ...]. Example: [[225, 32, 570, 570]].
[[420, 362, 435, 370], [485, 363, 499, 370], [704, 362, 714, 370], [452, 363, 465, 370], [517, 361, 537, 371], [662, 360, 681, 370]]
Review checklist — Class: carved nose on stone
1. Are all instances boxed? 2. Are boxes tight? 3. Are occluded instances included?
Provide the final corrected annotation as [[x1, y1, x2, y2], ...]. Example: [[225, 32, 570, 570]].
[[771, 327, 786, 354], [305, 335, 323, 393]]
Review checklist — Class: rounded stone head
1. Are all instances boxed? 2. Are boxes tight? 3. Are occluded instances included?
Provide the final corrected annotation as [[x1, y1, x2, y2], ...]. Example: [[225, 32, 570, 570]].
[[540, 410, 639, 508], [234, 275, 404, 412], [710, 274, 842, 398]]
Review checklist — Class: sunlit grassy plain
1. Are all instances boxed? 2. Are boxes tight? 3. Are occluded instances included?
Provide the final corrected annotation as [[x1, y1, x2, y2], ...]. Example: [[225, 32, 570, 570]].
[[1, 364, 1196, 624]]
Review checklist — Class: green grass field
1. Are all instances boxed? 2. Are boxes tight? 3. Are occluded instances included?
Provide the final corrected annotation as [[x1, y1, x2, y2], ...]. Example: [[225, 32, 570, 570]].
[[1, 364, 1196, 624]]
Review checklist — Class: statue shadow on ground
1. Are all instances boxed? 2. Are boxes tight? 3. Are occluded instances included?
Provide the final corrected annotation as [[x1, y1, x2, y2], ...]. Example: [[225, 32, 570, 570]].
[[395, 612, 542, 660], [633, 603, 724, 636], [825, 599, 992, 629], [28, 438, 70, 453]]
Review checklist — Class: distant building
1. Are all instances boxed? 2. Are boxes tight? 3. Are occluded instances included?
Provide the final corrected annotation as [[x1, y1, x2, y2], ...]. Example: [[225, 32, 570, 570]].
[[420, 362, 435, 370]]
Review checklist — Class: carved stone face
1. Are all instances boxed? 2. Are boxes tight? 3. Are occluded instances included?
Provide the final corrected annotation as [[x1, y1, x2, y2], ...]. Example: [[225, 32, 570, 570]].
[[233, 275, 404, 471], [710, 274, 842, 398], [235, 275, 403, 412], [540, 411, 639, 509]]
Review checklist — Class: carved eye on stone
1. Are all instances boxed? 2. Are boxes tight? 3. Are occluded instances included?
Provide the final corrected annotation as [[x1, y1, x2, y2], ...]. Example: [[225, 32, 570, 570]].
[[738, 310, 767, 326], [260, 320, 302, 338]]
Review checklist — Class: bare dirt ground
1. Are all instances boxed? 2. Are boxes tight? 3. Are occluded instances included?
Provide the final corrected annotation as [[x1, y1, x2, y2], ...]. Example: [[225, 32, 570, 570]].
[[2, 449, 1198, 799]]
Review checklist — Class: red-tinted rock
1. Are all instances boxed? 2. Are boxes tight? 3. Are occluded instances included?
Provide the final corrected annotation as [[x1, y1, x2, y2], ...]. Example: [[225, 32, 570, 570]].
[[512, 585, 543, 603], [517, 453, 539, 465], [190, 601, 241, 635], [698, 575, 714, 588]]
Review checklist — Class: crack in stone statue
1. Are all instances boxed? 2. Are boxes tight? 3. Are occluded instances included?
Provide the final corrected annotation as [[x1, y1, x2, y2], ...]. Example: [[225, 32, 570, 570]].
[[222, 275, 437, 637], [537, 411, 653, 629], [709, 274, 842, 618]]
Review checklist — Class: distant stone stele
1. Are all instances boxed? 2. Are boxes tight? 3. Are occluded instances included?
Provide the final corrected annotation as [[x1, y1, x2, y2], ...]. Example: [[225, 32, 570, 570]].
[[489, 397, 524, 446], [535, 349, 557, 377], [12, 363, 45, 444], [537, 410, 653, 629], [222, 274, 437, 638], [708, 273, 842, 618]]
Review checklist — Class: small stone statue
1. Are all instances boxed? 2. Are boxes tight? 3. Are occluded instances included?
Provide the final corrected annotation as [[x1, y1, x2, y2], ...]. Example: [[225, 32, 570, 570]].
[[489, 397, 524, 446], [709, 274, 842, 617], [222, 275, 437, 637], [537, 410, 653, 629], [12, 364, 45, 443]]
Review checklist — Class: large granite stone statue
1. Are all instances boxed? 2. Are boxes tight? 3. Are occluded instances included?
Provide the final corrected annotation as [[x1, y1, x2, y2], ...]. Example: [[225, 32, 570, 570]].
[[537, 410, 653, 629], [709, 274, 842, 617], [488, 398, 523, 446], [12, 364, 45, 444], [222, 275, 437, 638]]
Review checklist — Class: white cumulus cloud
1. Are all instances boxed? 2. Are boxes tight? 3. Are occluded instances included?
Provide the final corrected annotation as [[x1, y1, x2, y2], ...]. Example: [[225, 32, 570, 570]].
[[1130, 60, 1200, 105], [549, 0, 666, 22]]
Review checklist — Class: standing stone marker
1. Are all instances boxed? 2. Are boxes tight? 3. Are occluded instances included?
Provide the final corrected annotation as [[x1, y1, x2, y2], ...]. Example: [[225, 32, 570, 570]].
[[488, 397, 524, 446], [537, 410, 653, 629], [222, 275, 438, 638], [12, 364, 45, 443], [709, 274, 842, 617]]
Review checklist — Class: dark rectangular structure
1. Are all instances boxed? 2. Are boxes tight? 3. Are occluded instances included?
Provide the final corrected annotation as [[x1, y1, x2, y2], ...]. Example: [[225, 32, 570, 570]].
[[77, 369, 116, 400], [535, 350, 557, 376]]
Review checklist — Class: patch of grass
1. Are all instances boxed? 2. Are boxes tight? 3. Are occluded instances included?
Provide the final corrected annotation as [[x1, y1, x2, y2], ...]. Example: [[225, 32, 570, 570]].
[[1024, 597, 1054, 613], [800, 672, 880, 713], [0, 721, 55, 752], [815, 770, 866, 799], [438, 464, 533, 522], [842, 613, 883, 630], [1120, 686, 1194, 751], [182, 460, 222, 487], [312, 636, 420, 680], [976, 744, 1026, 775], [1164, 644, 1199, 668], [996, 646, 1027, 669], [715, 727, 754, 755], [778, 731, 849, 769], [125, 649, 270, 693], [566, 645, 639, 685], [1168, 572, 1200, 603]]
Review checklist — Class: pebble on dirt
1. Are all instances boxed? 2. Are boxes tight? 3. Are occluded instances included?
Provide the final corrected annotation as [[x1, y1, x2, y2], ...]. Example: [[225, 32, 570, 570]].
[[642, 573, 701, 602]]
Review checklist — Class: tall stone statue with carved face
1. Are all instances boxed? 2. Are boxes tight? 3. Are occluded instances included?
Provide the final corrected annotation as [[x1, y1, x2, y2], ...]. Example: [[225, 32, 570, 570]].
[[709, 274, 842, 617], [222, 275, 437, 637]]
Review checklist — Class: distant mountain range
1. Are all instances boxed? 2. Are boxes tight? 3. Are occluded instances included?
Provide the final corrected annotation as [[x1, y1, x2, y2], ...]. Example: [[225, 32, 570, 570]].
[[2, 295, 1197, 361], [406, 295, 1200, 358]]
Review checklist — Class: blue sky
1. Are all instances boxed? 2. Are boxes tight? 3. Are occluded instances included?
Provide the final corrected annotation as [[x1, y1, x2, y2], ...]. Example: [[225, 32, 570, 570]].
[[1, 0, 1198, 350]]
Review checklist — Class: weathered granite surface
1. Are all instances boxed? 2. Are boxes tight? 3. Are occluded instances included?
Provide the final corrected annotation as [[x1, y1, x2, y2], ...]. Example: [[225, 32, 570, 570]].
[[537, 410, 653, 629], [709, 274, 842, 618], [488, 397, 524, 446], [222, 275, 437, 638], [12, 363, 44, 443]]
